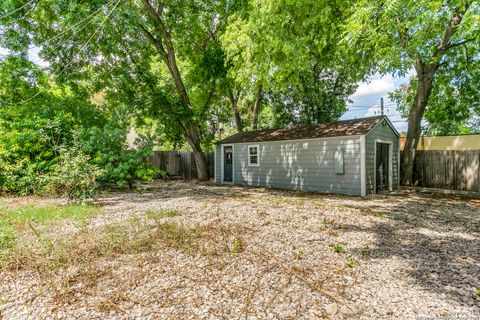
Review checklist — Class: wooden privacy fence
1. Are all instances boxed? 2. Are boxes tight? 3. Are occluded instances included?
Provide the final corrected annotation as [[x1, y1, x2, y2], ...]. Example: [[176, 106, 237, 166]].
[[145, 151, 214, 180], [401, 150, 480, 192]]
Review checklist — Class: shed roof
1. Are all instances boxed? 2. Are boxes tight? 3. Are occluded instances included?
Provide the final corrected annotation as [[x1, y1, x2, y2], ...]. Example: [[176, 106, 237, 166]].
[[218, 116, 394, 144]]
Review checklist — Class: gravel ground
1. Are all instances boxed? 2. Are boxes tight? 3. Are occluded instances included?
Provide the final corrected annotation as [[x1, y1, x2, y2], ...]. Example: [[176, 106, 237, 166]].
[[1, 181, 479, 320]]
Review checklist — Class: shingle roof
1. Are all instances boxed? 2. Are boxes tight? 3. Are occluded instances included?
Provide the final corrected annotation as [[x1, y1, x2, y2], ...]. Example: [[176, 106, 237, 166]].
[[218, 116, 390, 144]]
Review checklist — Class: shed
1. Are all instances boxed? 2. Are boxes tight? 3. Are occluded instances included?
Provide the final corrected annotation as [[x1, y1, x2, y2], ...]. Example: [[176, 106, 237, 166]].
[[214, 115, 400, 196]]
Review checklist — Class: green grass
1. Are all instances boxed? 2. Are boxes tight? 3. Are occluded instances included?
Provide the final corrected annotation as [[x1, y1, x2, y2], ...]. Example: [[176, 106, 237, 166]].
[[1, 205, 99, 224], [0, 204, 99, 250]]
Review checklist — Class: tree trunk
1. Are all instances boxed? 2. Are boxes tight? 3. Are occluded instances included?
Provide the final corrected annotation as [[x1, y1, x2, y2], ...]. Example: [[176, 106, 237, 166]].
[[191, 144, 209, 181], [400, 5, 468, 185], [401, 61, 437, 185], [251, 85, 263, 130], [228, 89, 243, 132], [141, 0, 209, 181]]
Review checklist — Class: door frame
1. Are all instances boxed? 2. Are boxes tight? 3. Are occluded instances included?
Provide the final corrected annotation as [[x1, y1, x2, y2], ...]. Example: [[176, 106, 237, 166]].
[[221, 144, 234, 184], [373, 139, 393, 192]]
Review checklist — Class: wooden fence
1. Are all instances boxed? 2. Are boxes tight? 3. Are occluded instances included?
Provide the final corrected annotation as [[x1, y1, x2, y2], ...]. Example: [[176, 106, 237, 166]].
[[402, 150, 480, 192], [145, 151, 214, 180]]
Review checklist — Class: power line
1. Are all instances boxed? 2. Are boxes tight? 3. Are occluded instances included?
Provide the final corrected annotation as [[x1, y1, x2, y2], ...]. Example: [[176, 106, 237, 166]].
[[1, 0, 121, 107], [0, 0, 37, 20], [26, 0, 116, 51], [2, 0, 115, 54]]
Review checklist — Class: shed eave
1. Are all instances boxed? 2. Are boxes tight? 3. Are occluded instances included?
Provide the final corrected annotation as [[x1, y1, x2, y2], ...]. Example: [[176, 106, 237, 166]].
[[216, 134, 364, 145]]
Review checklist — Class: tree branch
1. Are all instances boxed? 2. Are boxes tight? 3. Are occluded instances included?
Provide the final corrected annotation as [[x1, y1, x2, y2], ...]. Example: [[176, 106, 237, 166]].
[[447, 36, 477, 50], [138, 25, 167, 59], [434, 4, 471, 57], [203, 82, 216, 110]]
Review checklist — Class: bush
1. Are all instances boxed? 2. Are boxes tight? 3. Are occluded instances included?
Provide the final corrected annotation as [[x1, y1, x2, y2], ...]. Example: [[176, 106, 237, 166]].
[[82, 120, 161, 188], [44, 142, 102, 203]]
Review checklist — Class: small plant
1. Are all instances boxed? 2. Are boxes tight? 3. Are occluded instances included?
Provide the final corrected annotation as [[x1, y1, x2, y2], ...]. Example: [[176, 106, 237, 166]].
[[476, 289, 480, 296], [0, 225, 15, 249], [232, 237, 243, 253], [294, 251, 303, 260], [330, 242, 346, 254], [347, 255, 356, 268], [372, 211, 384, 218]]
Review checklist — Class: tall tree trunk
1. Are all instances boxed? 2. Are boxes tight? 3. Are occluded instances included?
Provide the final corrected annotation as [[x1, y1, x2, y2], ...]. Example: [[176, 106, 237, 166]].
[[228, 89, 243, 132], [252, 85, 263, 130], [401, 61, 438, 185], [401, 7, 468, 185], [141, 0, 210, 181]]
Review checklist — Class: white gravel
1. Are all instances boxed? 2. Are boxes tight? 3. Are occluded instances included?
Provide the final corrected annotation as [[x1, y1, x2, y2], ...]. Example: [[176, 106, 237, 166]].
[[1, 181, 479, 319]]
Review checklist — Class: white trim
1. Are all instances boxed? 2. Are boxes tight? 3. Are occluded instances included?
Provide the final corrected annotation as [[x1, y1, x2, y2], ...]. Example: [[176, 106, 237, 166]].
[[221, 144, 234, 184], [397, 136, 401, 188], [231, 144, 236, 184], [373, 139, 393, 192], [360, 136, 366, 197], [247, 144, 260, 166]]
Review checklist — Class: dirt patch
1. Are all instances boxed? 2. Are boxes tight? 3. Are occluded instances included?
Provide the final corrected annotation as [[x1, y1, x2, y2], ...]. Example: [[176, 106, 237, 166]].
[[1, 181, 479, 319]]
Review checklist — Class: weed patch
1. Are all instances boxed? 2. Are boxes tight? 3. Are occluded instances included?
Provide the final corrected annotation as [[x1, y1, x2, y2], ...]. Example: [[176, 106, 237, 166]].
[[145, 209, 182, 220]]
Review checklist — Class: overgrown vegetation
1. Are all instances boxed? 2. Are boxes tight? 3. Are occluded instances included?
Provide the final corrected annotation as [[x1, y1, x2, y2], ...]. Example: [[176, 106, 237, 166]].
[[0, 206, 246, 274], [0, 58, 160, 201], [0, 202, 99, 252]]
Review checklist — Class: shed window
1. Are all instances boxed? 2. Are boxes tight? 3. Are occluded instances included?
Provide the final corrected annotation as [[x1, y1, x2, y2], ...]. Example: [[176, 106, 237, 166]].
[[335, 150, 344, 174], [248, 145, 259, 166]]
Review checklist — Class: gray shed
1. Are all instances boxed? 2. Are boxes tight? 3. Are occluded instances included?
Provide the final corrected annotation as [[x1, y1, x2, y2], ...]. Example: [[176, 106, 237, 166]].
[[214, 116, 400, 196]]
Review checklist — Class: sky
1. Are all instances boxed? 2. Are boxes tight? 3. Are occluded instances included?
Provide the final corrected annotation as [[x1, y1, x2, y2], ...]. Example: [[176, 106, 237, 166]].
[[2, 47, 410, 132], [342, 74, 410, 133]]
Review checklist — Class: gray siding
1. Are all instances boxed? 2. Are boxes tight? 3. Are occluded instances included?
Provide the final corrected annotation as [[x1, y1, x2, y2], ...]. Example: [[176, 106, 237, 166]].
[[365, 122, 400, 194], [221, 137, 362, 196], [214, 145, 221, 182]]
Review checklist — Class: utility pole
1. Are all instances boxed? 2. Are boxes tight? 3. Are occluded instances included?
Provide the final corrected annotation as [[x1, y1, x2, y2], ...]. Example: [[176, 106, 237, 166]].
[[380, 97, 384, 115]]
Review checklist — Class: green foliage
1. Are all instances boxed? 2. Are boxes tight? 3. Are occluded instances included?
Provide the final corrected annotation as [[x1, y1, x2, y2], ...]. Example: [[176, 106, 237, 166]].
[[1, 204, 99, 225], [82, 117, 160, 189], [330, 242, 346, 254], [45, 142, 101, 203], [0, 59, 159, 197], [294, 250, 304, 260], [0, 225, 15, 250], [232, 237, 243, 254], [347, 255, 356, 268], [345, 0, 480, 135], [0, 110, 76, 195]]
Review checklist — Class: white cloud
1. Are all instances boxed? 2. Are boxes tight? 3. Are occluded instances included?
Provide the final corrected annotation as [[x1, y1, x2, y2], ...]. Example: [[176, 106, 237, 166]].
[[349, 74, 396, 101]]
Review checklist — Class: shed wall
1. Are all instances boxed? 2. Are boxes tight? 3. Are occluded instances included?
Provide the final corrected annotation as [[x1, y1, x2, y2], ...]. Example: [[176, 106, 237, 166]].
[[221, 136, 362, 196], [365, 122, 400, 194]]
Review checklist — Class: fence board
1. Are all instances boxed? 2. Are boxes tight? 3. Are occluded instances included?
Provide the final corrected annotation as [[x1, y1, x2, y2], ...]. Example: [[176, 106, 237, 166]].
[[402, 150, 480, 192], [145, 151, 214, 180]]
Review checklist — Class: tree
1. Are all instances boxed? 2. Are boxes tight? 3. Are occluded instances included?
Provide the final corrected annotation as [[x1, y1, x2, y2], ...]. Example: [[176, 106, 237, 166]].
[[0, 0, 235, 181], [344, 0, 480, 184], [221, 0, 363, 130], [265, 64, 357, 128], [390, 49, 480, 136]]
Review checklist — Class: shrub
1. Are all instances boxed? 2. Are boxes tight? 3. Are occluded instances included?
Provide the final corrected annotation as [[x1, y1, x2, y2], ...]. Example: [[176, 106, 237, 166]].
[[44, 142, 102, 204], [81, 121, 161, 188]]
